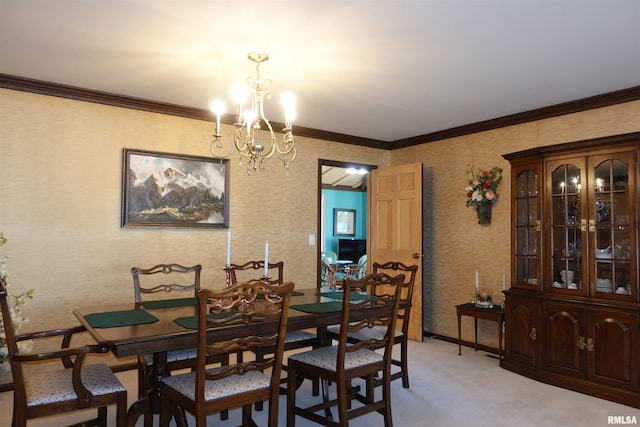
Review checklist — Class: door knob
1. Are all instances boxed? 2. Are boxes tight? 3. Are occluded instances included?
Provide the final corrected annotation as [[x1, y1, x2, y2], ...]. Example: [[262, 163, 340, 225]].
[[412, 253, 421, 259]]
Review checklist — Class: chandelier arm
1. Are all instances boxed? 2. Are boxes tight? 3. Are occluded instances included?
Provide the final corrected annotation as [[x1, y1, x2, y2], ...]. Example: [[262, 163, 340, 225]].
[[233, 126, 251, 153], [275, 131, 295, 156], [210, 136, 236, 159]]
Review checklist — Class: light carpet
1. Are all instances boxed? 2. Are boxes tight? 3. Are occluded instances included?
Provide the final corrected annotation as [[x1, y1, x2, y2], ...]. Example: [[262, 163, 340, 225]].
[[0, 338, 637, 426]]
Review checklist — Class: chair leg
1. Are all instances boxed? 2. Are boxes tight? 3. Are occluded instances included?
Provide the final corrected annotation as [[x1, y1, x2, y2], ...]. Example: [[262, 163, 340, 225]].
[[400, 339, 409, 388], [220, 352, 230, 420], [116, 391, 128, 427], [255, 350, 265, 411], [287, 365, 297, 427], [382, 373, 394, 427], [322, 378, 333, 420], [242, 404, 253, 425], [365, 373, 376, 402], [97, 406, 107, 427], [336, 380, 349, 427]]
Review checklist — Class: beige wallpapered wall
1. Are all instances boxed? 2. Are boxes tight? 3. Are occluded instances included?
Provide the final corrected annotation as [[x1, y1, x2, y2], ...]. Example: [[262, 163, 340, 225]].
[[2, 87, 640, 352], [390, 99, 640, 345], [0, 88, 388, 333]]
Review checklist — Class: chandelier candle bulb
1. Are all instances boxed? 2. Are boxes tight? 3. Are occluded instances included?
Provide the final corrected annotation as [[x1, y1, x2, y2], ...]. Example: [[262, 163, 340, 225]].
[[210, 100, 225, 132], [475, 270, 479, 291]]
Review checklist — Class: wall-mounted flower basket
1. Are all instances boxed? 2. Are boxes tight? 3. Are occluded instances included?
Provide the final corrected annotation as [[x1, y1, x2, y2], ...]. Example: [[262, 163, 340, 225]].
[[465, 165, 503, 226], [476, 201, 493, 225]]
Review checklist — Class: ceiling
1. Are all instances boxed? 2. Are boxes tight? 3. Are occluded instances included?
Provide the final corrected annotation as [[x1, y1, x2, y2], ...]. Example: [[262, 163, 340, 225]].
[[322, 165, 368, 191], [1, 1, 640, 143]]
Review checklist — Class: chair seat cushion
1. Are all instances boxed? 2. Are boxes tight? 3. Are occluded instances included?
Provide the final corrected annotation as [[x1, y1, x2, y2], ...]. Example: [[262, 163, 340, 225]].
[[160, 368, 270, 401], [25, 363, 126, 407], [327, 324, 403, 340], [284, 330, 316, 344], [288, 345, 382, 372]]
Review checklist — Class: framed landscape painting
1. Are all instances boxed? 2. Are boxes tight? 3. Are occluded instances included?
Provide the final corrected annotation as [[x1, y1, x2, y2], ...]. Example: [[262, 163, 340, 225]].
[[122, 148, 229, 228]]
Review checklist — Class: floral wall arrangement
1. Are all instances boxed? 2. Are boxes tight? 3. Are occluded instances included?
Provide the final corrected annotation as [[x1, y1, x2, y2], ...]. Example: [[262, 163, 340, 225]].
[[465, 165, 503, 225]]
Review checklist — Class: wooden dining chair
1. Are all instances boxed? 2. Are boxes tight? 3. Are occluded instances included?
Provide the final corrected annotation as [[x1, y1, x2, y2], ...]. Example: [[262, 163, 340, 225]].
[[158, 281, 295, 427], [287, 273, 404, 427], [131, 264, 229, 411], [224, 260, 284, 286], [0, 278, 128, 427], [328, 261, 419, 389], [224, 260, 318, 410], [371, 261, 418, 388]]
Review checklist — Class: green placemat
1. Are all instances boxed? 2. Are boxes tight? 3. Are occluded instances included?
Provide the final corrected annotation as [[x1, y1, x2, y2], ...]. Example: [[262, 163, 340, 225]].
[[141, 297, 198, 309], [85, 310, 159, 328], [290, 301, 344, 314], [173, 312, 236, 329], [317, 291, 374, 301]]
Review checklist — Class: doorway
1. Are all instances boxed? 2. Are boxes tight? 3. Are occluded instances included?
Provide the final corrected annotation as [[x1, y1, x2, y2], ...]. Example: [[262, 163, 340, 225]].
[[317, 159, 376, 288]]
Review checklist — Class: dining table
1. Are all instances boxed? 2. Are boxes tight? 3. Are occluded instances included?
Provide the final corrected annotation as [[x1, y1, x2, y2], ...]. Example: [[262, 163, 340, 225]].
[[73, 288, 375, 427]]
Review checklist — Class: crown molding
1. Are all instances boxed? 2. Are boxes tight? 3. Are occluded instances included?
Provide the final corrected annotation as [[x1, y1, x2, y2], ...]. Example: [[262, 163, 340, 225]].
[[391, 85, 640, 149], [2, 74, 639, 151]]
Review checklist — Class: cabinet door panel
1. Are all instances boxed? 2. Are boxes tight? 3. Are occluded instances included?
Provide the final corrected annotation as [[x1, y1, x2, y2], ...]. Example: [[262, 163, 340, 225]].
[[546, 159, 587, 295], [588, 308, 638, 391], [590, 153, 636, 300], [513, 165, 540, 289], [542, 303, 586, 378], [505, 296, 537, 365]]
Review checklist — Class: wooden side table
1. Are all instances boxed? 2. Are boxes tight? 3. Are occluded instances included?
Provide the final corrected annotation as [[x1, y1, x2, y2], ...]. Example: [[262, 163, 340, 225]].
[[456, 302, 504, 361]]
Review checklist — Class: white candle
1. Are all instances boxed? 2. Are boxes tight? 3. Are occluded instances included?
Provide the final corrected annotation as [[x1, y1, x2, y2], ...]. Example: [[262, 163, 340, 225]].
[[264, 240, 269, 276], [226, 229, 231, 265], [475, 270, 479, 291], [502, 273, 506, 290]]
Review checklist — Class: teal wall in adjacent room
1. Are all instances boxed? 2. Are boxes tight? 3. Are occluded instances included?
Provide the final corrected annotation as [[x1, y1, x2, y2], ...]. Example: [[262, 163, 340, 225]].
[[322, 189, 367, 254]]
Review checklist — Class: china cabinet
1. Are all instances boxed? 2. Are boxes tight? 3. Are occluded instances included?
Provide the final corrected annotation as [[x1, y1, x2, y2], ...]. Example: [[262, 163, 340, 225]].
[[503, 132, 640, 408]]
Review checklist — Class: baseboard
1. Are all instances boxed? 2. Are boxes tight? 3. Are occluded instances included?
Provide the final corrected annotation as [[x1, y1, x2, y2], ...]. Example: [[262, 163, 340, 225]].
[[423, 331, 500, 356]]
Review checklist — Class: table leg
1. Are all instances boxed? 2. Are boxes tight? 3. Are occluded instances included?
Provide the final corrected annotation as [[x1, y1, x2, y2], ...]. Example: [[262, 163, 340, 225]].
[[498, 319, 503, 362], [457, 312, 462, 355], [126, 351, 169, 427], [474, 318, 478, 351]]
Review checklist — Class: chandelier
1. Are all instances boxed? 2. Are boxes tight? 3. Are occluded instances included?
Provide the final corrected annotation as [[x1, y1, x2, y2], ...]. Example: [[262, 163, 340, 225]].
[[210, 52, 296, 174]]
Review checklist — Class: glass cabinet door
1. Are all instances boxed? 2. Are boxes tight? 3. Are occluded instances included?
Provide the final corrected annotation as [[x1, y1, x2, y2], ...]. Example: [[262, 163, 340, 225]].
[[546, 152, 636, 299], [590, 153, 634, 299], [514, 166, 539, 288], [548, 158, 587, 294]]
